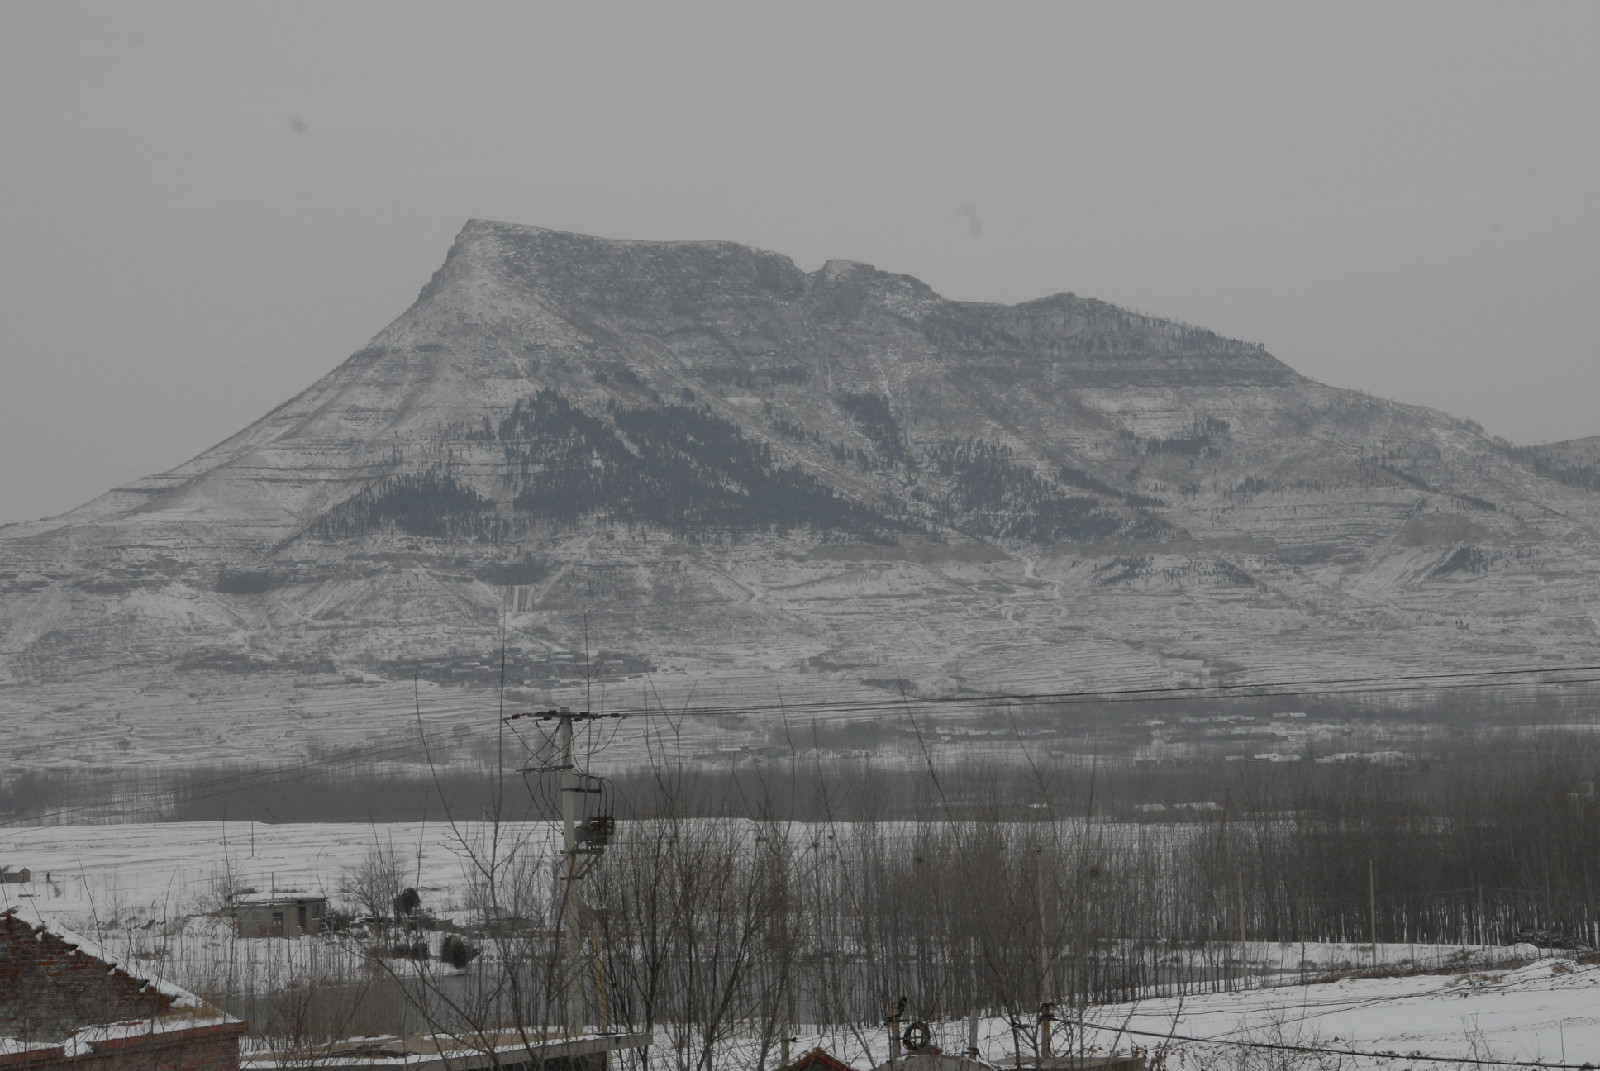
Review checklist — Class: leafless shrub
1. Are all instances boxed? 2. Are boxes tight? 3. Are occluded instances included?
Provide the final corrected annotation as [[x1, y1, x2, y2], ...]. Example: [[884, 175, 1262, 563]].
[[339, 839, 405, 921]]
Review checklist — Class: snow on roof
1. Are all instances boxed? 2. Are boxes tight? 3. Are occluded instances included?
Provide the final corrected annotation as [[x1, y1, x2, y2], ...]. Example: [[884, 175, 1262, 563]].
[[242, 1029, 649, 1068], [1, 902, 218, 1014], [2, 1017, 244, 1064], [58, 1015, 241, 1058]]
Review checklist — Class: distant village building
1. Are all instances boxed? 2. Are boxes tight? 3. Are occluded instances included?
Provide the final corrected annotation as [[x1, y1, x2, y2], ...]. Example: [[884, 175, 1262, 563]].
[[0, 867, 29, 884], [0, 904, 246, 1070], [479, 905, 543, 938], [229, 895, 327, 938]]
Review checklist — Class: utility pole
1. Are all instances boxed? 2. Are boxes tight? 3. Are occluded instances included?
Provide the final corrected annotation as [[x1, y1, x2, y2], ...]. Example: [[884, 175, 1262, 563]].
[[558, 710, 585, 1033], [505, 705, 621, 1036]]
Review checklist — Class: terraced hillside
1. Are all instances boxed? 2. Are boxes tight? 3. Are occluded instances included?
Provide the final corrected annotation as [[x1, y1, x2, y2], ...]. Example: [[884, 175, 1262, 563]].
[[4, 220, 1599, 764]]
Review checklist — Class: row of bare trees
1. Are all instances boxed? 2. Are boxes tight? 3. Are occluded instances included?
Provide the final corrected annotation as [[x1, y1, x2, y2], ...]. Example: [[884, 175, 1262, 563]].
[[159, 717, 1600, 1068], [257, 728, 1600, 1068]]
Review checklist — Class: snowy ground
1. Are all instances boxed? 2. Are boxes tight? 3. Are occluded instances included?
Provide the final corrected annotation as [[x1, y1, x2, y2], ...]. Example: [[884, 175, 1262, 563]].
[[0, 820, 558, 931], [767, 952, 1589, 1070], [1071, 955, 1599, 1069], [3, 823, 1592, 1067], [0, 820, 563, 1035]]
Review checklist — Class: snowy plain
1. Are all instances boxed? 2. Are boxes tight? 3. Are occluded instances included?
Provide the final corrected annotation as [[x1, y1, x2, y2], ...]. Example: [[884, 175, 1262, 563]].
[[4, 822, 1594, 1067]]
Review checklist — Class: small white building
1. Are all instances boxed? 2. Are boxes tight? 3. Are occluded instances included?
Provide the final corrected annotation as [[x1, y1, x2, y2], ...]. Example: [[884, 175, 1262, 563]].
[[230, 895, 327, 937]]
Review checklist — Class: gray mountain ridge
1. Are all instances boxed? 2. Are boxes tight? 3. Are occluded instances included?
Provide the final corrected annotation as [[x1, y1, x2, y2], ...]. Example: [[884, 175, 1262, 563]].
[[4, 219, 1599, 765]]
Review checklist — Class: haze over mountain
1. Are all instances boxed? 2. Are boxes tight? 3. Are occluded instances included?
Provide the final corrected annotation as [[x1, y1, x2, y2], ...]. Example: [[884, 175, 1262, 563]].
[[5, 220, 1600, 765]]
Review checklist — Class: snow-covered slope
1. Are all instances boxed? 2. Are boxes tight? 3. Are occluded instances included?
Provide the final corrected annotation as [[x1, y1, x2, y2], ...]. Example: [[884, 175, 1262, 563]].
[[5, 220, 1600, 762]]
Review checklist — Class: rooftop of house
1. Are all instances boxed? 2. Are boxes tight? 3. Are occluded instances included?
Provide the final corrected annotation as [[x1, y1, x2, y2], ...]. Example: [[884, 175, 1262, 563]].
[[0, 902, 244, 1056], [241, 1028, 649, 1070], [2, 903, 207, 1012]]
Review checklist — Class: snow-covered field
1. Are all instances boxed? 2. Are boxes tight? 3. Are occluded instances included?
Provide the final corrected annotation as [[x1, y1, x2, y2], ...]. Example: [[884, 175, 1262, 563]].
[[1074, 955, 1599, 1069], [4, 822, 1592, 1067], [767, 952, 1589, 1070], [0, 820, 558, 931], [0, 820, 564, 1040], [625, 950, 1588, 1071]]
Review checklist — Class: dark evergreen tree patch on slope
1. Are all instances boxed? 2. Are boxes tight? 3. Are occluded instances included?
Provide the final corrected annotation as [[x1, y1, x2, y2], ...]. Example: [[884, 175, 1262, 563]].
[[1095, 555, 1152, 585], [1145, 416, 1231, 458], [502, 390, 900, 540], [1431, 545, 1496, 578], [498, 391, 639, 525], [475, 557, 551, 586], [1541, 457, 1600, 491], [1517, 449, 1600, 493], [771, 417, 812, 442], [312, 472, 501, 541], [835, 391, 908, 466], [1055, 464, 1121, 498], [925, 440, 1126, 544], [215, 567, 277, 594]]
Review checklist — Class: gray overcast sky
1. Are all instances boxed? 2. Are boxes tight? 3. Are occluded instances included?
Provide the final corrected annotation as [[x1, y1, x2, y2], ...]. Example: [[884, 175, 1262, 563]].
[[2, 3, 1597, 526]]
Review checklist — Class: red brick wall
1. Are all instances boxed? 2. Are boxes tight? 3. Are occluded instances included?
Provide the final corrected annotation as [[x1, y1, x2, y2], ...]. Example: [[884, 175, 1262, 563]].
[[0, 915, 174, 1043], [68, 1022, 244, 1070], [0, 1022, 245, 1071]]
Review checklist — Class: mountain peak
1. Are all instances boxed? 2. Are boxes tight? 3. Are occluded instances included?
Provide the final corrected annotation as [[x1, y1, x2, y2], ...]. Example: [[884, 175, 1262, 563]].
[[9, 217, 1591, 766]]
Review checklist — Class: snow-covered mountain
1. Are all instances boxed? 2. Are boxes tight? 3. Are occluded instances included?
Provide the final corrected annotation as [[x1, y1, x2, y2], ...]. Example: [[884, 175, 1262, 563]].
[[5, 220, 1599, 763]]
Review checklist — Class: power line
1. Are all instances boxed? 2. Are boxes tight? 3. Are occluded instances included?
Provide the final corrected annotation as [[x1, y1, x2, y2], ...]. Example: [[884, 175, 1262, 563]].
[[15, 658, 1600, 746], [608, 661, 1600, 719], [6, 659, 1600, 828]]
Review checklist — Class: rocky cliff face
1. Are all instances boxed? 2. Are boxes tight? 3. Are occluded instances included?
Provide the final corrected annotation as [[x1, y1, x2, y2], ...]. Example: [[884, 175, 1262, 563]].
[[5, 220, 1600, 764]]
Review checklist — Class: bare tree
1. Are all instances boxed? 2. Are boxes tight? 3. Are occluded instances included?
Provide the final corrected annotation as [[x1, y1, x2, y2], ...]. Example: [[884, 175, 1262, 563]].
[[340, 839, 405, 922]]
